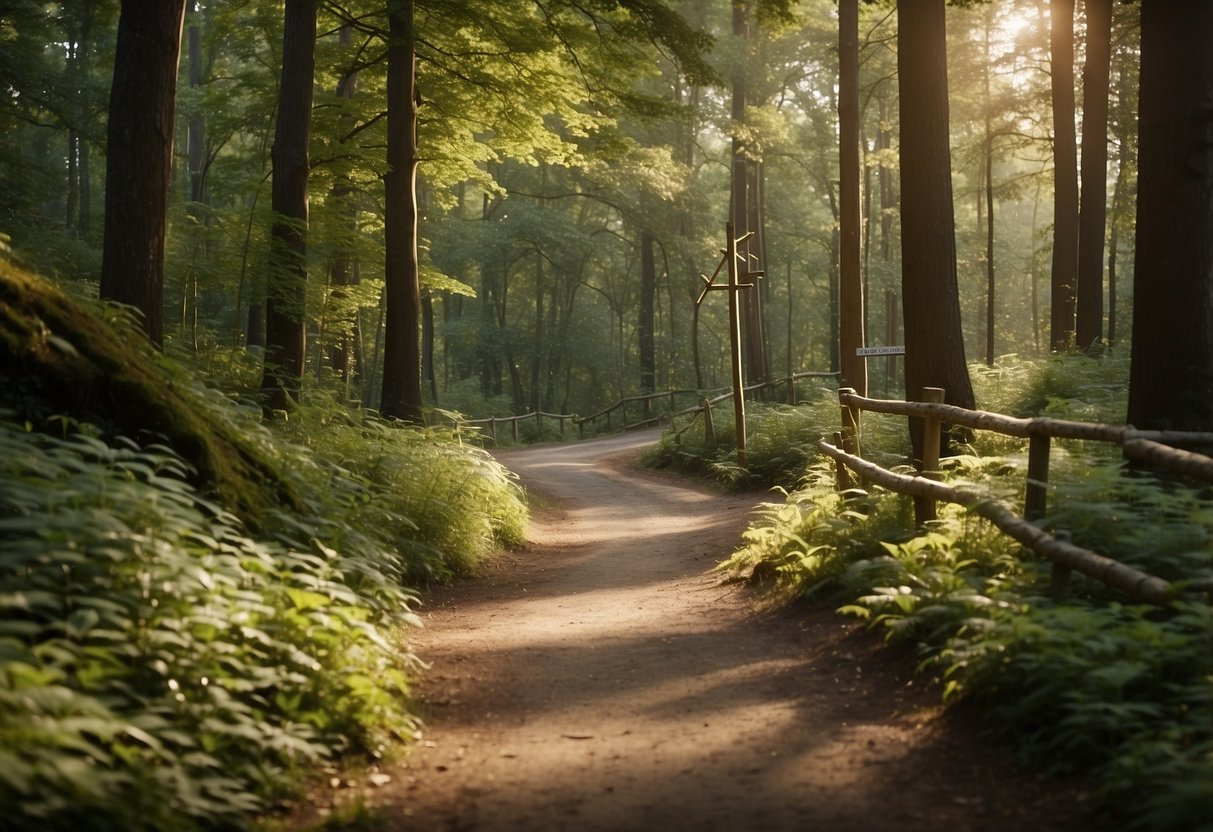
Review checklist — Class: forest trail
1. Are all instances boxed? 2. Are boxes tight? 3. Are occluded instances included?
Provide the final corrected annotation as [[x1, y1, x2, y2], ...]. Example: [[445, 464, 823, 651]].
[[350, 430, 1095, 832]]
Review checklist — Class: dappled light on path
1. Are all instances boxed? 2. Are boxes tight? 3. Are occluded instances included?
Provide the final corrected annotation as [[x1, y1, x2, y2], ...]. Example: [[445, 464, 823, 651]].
[[347, 429, 1094, 832]]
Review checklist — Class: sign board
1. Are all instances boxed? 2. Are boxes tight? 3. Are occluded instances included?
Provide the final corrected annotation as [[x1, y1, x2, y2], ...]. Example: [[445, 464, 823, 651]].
[[856, 345, 905, 357]]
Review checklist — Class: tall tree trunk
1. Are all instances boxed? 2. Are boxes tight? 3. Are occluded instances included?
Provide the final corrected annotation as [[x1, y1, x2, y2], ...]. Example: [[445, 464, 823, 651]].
[[1126, 3, 1213, 432], [730, 1, 767, 387], [826, 181, 841, 375], [71, 7, 94, 236], [897, 0, 975, 457], [99, 0, 187, 347], [423, 291, 437, 401], [530, 253, 545, 412], [66, 125, 78, 233], [78, 130, 91, 235], [878, 93, 894, 263], [1107, 156, 1129, 347], [1074, 0, 1113, 350], [838, 0, 867, 395], [380, 0, 425, 422], [260, 0, 316, 411], [983, 8, 996, 367], [1048, 0, 1078, 350], [187, 2, 206, 206], [329, 25, 361, 387], [639, 228, 657, 393]]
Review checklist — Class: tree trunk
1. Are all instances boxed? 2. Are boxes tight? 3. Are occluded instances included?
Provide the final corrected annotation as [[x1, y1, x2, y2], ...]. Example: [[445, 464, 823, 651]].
[[730, 1, 767, 387], [639, 228, 657, 393], [380, 0, 424, 422], [423, 291, 437, 401], [1126, 3, 1213, 432], [878, 93, 893, 263], [1048, 0, 1078, 351], [838, 0, 867, 395], [187, 2, 206, 206], [983, 8, 996, 367], [1074, 0, 1112, 351], [329, 25, 360, 387], [99, 0, 187, 347], [260, 0, 315, 412], [530, 253, 545, 412], [896, 0, 975, 457]]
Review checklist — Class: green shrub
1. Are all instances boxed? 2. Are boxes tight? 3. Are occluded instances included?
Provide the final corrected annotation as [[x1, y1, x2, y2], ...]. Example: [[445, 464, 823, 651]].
[[273, 401, 528, 583], [725, 445, 1212, 831], [0, 418, 419, 830]]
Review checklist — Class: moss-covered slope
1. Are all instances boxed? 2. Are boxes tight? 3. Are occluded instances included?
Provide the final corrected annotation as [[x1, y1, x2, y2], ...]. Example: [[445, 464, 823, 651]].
[[0, 259, 296, 524]]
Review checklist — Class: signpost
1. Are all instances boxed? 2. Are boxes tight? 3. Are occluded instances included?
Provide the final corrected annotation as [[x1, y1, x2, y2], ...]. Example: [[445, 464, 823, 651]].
[[697, 222, 762, 468]]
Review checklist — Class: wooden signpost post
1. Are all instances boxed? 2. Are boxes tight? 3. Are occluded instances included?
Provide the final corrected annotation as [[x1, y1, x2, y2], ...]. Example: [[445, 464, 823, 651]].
[[697, 222, 762, 468]]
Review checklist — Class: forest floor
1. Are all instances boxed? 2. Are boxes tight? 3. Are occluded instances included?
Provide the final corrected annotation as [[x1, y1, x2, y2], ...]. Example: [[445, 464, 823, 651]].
[[304, 429, 1102, 832]]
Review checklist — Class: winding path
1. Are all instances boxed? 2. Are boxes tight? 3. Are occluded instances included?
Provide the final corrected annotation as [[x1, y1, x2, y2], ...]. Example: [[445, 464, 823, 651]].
[[349, 430, 1094, 831]]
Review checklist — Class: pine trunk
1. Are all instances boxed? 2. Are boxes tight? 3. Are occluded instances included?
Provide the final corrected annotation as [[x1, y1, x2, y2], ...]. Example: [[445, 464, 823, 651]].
[[99, 0, 187, 346]]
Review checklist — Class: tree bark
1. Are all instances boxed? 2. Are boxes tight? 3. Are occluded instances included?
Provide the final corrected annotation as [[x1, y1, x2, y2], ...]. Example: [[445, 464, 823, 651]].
[[838, 0, 867, 395], [1126, 3, 1213, 432], [896, 0, 975, 457], [187, 2, 206, 206], [99, 0, 187, 346], [260, 0, 316, 412], [1074, 0, 1112, 351], [730, 1, 767, 387], [1048, 0, 1078, 350], [983, 8, 996, 367], [639, 228, 657, 393], [380, 0, 425, 422], [329, 25, 361, 388]]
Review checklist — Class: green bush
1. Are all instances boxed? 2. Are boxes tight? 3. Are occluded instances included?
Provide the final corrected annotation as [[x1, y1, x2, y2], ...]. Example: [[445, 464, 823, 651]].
[[0, 418, 419, 830], [723, 450, 1213, 831], [273, 400, 528, 583], [722, 353, 1210, 831]]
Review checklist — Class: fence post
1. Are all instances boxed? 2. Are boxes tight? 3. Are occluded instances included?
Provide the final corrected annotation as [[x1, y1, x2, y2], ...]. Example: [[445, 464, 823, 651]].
[[578, 419, 585, 439], [511, 417, 519, 443], [536, 411, 543, 435], [702, 398, 716, 447], [559, 415, 566, 439], [1025, 433, 1051, 521], [838, 387, 860, 458], [787, 374, 796, 404], [914, 387, 946, 524], [622, 400, 628, 427]]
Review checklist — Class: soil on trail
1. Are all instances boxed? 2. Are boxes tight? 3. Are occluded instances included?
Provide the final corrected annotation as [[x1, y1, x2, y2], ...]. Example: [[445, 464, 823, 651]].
[[355, 430, 1097, 832]]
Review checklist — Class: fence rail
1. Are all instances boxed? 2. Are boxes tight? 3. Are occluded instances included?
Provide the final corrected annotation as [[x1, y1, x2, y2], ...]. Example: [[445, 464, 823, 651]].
[[829, 386, 1213, 606], [450, 371, 840, 444]]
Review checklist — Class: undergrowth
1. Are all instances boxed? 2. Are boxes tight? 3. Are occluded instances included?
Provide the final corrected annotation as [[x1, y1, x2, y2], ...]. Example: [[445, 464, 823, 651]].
[[0, 271, 529, 828], [646, 382, 906, 490], [715, 355, 1212, 831]]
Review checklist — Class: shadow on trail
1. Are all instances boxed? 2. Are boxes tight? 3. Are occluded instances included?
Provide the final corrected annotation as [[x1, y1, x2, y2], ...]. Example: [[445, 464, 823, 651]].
[[374, 430, 1099, 832]]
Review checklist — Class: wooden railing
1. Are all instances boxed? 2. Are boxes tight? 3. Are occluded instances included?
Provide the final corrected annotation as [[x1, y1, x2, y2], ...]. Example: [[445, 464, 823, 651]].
[[454, 410, 575, 444], [665, 371, 842, 446], [450, 371, 840, 445], [823, 387, 1213, 606]]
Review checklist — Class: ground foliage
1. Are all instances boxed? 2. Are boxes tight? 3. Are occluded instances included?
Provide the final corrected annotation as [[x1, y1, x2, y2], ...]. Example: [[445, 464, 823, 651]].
[[0, 263, 527, 830], [703, 356, 1212, 832]]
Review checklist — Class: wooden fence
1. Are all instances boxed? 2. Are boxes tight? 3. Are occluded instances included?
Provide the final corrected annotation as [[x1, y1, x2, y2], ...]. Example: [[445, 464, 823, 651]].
[[823, 386, 1213, 606], [452, 371, 840, 444]]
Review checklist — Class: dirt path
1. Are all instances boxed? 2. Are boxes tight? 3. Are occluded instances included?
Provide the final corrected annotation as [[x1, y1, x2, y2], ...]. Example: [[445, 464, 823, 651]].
[[350, 430, 1096, 831]]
